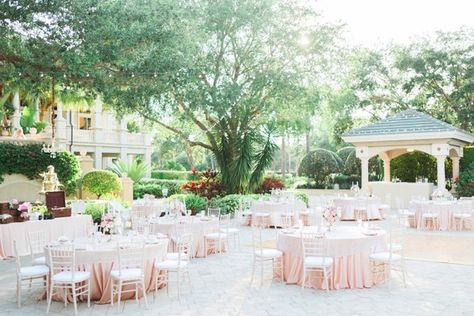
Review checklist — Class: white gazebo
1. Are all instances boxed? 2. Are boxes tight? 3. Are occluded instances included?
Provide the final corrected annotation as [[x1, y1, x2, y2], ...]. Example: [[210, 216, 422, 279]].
[[342, 109, 474, 197]]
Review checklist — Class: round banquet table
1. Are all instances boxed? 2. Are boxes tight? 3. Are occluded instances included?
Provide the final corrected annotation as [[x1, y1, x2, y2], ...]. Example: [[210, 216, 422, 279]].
[[45, 235, 168, 304], [250, 200, 307, 227], [333, 197, 383, 220], [410, 200, 473, 231], [149, 216, 222, 257], [277, 226, 386, 290]]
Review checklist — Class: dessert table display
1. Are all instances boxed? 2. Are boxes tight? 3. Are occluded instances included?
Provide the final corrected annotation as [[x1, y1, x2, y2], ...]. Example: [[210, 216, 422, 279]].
[[250, 199, 307, 227], [149, 215, 222, 257], [0, 215, 93, 259], [45, 234, 168, 304], [277, 226, 386, 289], [333, 197, 383, 220], [409, 199, 473, 231]]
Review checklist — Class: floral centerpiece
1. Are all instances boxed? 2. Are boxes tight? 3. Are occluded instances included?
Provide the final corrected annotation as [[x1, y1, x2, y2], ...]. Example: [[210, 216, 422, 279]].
[[100, 213, 122, 235], [9, 199, 19, 209], [322, 206, 339, 231], [17, 202, 31, 221]]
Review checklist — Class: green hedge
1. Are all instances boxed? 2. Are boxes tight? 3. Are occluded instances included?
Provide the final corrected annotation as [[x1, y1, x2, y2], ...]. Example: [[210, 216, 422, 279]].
[[133, 179, 185, 199], [0, 143, 81, 194], [461, 147, 474, 171], [151, 170, 198, 181]]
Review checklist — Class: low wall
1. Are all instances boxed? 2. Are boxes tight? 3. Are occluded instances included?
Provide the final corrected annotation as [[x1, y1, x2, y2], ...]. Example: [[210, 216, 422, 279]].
[[0, 174, 43, 202], [295, 189, 355, 197]]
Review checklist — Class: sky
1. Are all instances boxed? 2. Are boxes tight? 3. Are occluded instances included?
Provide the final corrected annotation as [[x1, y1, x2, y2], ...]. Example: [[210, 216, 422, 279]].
[[314, 0, 474, 47]]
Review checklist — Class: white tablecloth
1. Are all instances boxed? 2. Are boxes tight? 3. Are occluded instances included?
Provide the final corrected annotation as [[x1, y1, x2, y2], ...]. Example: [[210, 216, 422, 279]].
[[132, 199, 167, 217], [251, 200, 306, 226], [0, 215, 93, 258]]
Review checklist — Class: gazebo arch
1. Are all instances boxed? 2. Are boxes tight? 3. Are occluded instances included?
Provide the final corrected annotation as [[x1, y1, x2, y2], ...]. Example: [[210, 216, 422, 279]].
[[342, 109, 474, 195]]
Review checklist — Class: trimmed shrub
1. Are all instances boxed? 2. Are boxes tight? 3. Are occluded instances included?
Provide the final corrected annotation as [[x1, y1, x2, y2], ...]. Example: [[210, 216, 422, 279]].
[[209, 194, 241, 214], [391, 152, 451, 184], [333, 174, 361, 189], [169, 193, 207, 214], [0, 143, 80, 194], [461, 147, 474, 171], [455, 162, 474, 197], [298, 149, 342, 187], [82, 170, 122, 199], [84, 202, 107, 224], [151, 170, 196, 180], [164, 160, 186, 171], [133, 179, 184, 199]]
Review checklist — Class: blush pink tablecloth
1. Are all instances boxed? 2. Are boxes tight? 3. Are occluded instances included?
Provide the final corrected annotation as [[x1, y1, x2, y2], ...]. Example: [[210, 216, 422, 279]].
[[277, 226, 386, 289], [149, 216, 222, 257], [250, 200, 307, 227], [333, 198, 383, 220], [410, 200, 473, 231], [0, 215, 93, 259], [45, 237, 168, 304]]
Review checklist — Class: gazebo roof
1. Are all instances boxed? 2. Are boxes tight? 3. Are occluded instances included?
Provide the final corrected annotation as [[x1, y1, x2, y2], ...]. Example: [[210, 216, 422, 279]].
[[343, 109, 474, 143]]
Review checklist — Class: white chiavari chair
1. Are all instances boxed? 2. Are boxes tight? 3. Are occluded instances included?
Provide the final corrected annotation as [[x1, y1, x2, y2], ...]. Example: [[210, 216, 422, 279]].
[[204, 208, 227, 257], [369, 219, 407, 291], [46, 243, 91, 316], [220, 213, 240, 251], [301, 231, 333, 293], [27, 230, 48, 266], [250, 225, 283, 286], [453, 200, 473, 231], [110, 240, 148, 312], [155, 235, 191, 299], [14, 240, 49, 308]]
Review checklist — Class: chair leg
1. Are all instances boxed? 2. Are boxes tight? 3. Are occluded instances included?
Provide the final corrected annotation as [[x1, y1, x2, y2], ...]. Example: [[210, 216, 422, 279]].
[[17, 279, 21, 308], [72, 283, 78, 316], [301, 268, 306, 292], [64, 287, 67, 307], [117, 280, 122, 313], [250, 258, 256, 285], [142, 280, 148, 308], [46, 281, 53, 314], [260, 260, 264, 286], [323, 269, 329, 293], [135, 282, 139, 305], [87, 280, 90, 308], [110, 280, 114, 306], [280, 257, 284, 283]]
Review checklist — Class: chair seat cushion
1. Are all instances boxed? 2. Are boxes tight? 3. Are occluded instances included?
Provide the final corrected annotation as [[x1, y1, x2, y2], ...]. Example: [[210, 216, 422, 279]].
[[390, 243, 403, 252], [369, 252, 401, 262], [20, 265, 49, 278], [254, 249, 282, 259], [155, 260, 189, 270], [166, 252, 188, 261], [221, 228, 239, 234], [110, 268, 143, 281], [304, 256, 333, 267], [52, 271, 90, 283], [32, 256, 46, 265], [454, 213, 472, 218], [205, 232, 227, 239]]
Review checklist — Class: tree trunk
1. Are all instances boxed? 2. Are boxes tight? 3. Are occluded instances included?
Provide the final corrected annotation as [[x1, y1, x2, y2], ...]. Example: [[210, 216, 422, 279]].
[[185, 142, 195, 170], [305, 129, 310, 154], [281, 135, 286, 176]]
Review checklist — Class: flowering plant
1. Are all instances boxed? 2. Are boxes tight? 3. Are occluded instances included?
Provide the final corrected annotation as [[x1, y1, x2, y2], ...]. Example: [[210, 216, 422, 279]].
[[455, 162, 474, 197], [18, 202, 31, 212], [9, 199, 18, 209]]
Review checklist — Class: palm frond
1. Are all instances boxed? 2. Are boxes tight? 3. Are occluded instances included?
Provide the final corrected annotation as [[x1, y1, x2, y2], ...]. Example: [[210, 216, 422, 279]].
[[248, 127, 278, 193], [108, 158, 150, 183]]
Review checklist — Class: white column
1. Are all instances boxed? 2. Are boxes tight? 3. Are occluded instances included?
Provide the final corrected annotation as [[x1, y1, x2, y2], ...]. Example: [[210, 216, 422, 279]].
[[94, 149, 102, 169], [12, 91, 21, 131], [361, 157, 369, 193], [144, 148, 152, 178], [436, 155, 446, 190], [452, 157, 460, 180], [382, 158, 391, 182], [55, 100, 67, 139]]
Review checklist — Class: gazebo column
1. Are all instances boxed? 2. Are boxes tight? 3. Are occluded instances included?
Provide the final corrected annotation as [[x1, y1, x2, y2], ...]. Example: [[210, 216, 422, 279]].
[[361, 157, 369, 192], [382, 158, 391, 182], [452, 157, 460, 180], [435, 155, 446, 190]]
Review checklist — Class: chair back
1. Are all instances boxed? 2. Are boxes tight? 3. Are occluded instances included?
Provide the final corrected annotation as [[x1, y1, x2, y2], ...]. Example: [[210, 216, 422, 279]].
[[251, 225, 264, 255], [13, 240, 22, 277], [280, 214, 293, 228], [134, 217, 150, 235], [301, 231, 328, 264], [47, 243, 76, 279], [27, 230, 48, 257], [116, 241, 145, 277], [207, 207, 221, 218], [174, 232, 193, 262]]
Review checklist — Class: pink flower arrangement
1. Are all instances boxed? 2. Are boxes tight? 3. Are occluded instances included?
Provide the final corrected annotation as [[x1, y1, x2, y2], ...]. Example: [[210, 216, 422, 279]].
[[322, 206, 339, 225], [18, 202, 31, 212], [100, 213, 114, 231]]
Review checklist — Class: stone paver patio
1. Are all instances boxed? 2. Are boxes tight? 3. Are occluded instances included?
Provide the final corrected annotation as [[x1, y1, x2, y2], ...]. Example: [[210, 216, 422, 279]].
[[1, 225, 474, 316]]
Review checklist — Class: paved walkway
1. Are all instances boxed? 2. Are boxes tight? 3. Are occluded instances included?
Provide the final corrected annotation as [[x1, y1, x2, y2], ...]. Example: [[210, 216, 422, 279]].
[[1, 225, 474, 315]]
